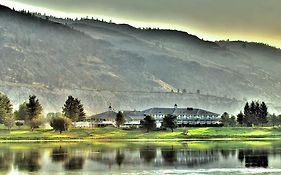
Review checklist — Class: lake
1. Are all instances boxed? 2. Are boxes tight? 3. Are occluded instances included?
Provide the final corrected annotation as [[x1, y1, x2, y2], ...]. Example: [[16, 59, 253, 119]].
[[1, 141, 281, 174]]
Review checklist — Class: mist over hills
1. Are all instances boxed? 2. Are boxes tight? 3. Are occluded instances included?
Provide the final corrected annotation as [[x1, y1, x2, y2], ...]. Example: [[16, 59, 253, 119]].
[[0, 5, 280, 114]]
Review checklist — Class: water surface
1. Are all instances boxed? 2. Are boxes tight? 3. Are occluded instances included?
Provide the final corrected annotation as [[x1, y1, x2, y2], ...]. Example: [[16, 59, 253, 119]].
[[1, 141, 281, 174]]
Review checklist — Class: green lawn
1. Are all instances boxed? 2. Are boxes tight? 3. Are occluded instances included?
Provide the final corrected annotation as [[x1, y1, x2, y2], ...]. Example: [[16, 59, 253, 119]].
[[1, 126, 281, 141]]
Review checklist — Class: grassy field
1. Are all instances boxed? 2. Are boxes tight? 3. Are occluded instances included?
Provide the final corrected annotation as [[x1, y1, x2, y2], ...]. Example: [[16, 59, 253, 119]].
[[1, 126, 281, 141]]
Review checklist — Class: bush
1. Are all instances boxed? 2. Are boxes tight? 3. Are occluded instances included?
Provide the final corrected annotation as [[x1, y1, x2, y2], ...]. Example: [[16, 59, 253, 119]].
[[15, 121, 24, 128], [50, 117, 72, 134]]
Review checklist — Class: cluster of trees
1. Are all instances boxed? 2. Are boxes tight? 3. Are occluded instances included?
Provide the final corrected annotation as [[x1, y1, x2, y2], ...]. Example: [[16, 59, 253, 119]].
[[236, 101, 268, 127], [0, 93, 86, 133], [221, 101, 269, 127], [140, 114, 177, 132], [114, 111, 177, 132], [0, 93, 43, 131]]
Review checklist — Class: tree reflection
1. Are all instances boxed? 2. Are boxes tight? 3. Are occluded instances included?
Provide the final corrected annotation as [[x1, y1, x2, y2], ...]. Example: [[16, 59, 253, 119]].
[[0, 150, 13, 172], [51, 146, 68, 162], [161, 147, 177, 164], [64, 157, 85, 170], [140, 146, 156, 163], [238, 149, 268, 168], [115, 149, 125, 167], [14, 150, 41, 172], [220, 149, 232, 159]]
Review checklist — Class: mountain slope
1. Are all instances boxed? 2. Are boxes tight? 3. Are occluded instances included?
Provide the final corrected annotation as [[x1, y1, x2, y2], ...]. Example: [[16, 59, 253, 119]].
[[0, 5, 281, 114]]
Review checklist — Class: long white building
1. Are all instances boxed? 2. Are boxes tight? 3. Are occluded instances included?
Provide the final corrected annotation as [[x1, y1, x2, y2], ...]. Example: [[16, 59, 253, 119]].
[[90, 104, 221, 127]]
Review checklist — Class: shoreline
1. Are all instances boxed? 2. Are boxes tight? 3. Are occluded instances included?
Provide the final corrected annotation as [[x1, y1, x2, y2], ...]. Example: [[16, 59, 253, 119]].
[[0, 127, 281, 143]]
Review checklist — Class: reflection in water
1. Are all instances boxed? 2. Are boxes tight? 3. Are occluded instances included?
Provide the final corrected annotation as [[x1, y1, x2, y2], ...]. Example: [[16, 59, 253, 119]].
[[238, 149, 269, 168], [140, 146, 156, 163], [0, 142, 281, 174], [0, 149, 13, 172], [64, 157, 85, 170], [115, 149, 125, 167], [14, 150, 41, 172], [51, 146, 68, 162], [161, 147, 177, 164]]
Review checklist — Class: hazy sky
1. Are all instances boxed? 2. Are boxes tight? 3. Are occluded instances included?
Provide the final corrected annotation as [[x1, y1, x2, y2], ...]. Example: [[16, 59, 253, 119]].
[[1, 0, 281, 48]]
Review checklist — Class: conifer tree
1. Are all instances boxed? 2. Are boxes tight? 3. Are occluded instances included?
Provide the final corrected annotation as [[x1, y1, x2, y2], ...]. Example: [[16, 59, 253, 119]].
[[26, 95, 43, 131], [115, 111, 125, 128]]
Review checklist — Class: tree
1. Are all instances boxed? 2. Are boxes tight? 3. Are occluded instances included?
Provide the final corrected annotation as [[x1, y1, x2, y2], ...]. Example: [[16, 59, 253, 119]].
[[163, 114, 177, 132], [14, 102, 28, 121], [0, 93, 14, 130], [141, 115, 156, 132], [26, 95, 43, 131], [221, 112, 230, 127], [229, 116, 237, 127], [115, 111, 125, 128], [237, 112, 244, 126], [0, 93, 13, 124], [76, 98, 86, 121], [3, 115, 14, 131], [62, 96, 85, 123], [243, 102, 251, 126], [46, 112, 62, 123], [260, 102, 268, 126], [242, 101, 268, 127], [50, 117, 72, 134], [15, 121, 24, 128]]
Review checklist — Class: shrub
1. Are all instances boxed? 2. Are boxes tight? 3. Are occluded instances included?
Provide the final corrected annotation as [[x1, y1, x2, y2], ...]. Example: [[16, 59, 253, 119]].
[[50, 117, 72, 134], [15, 121, 24, 128]]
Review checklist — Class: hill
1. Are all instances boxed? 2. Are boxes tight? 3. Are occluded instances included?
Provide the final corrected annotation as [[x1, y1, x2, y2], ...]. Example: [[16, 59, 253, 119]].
[[0, 5, 280, 114]]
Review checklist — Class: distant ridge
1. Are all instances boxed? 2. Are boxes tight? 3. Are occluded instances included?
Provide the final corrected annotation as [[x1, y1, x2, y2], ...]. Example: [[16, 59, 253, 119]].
[[0, 4, 281, 114]]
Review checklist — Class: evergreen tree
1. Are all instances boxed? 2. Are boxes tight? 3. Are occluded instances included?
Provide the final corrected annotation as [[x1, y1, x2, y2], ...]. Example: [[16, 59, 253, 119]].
[[115, 111, 125, 128], [62, 96, 85, 123], [260, 102, 268, 126], [0, 93, 14, 130], [249, 101, 256, 126], [75, 98, 86, 121], [0, 93, 13, 124], [243, 102, 251, 126], [141, 115, 156, 132], [163, 114, 177, 132], [237, 111, 244, 126], [26, 95, 43, 131]]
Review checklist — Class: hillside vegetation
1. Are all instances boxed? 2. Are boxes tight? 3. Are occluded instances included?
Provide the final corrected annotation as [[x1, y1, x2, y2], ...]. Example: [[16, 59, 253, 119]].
[[0, 5, 281, 114]]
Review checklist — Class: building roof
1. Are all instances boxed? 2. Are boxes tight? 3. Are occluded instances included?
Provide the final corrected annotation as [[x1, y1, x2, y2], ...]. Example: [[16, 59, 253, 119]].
[[143, 108, 175, 115], [90, 111, 117, 120], [123, 111, 145, 120], [144, 107, 219, 116], [90, 107, 219, 121]]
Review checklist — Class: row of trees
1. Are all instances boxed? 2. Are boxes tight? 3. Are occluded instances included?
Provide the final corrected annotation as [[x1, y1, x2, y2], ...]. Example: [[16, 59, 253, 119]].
[[0, 93, 43, 131], [115, 112, 177, 132], [221, 101, 269, 127], [0, 93, 86, 132]]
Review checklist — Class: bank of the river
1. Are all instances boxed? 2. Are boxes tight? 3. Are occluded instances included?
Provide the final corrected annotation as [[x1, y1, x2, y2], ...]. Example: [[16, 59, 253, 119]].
[[0, 127, 281, 141]]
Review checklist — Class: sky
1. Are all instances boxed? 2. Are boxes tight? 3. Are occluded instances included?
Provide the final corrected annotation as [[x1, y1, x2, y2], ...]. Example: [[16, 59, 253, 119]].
[[1, 0, 280, 48]]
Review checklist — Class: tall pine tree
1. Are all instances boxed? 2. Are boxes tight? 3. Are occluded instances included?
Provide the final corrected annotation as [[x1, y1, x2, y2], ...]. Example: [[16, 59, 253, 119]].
[[26, 95, 43, 131], [260, 102, 268, 126], [243, 102, 251, 126], [0, 93, 14, 130], [62, 96, 85, 123], [237, 111, 244, 126]]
